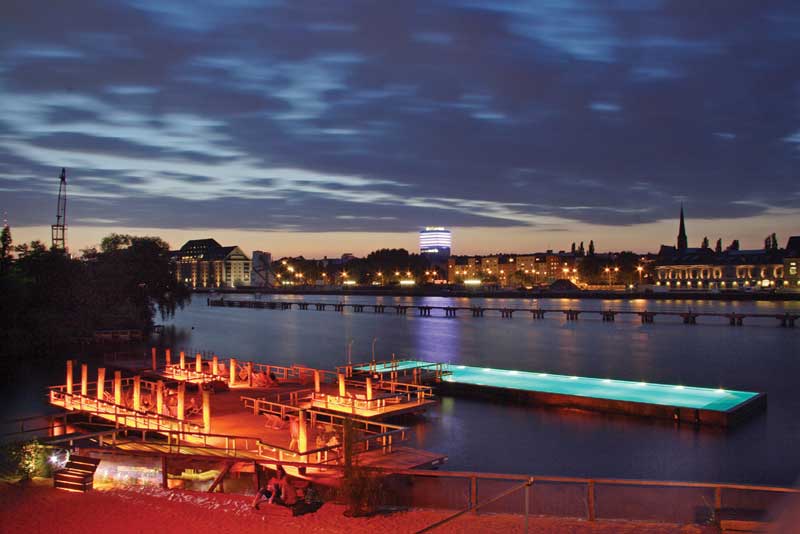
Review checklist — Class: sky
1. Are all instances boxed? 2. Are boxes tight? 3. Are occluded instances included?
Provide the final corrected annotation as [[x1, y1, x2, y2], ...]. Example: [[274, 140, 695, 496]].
[[1, 1, 799, 257]]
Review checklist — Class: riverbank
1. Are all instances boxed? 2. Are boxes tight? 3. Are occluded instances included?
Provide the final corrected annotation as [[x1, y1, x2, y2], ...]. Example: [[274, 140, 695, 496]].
[[0, 479, 717, 534], [194, 287, 800, 301]]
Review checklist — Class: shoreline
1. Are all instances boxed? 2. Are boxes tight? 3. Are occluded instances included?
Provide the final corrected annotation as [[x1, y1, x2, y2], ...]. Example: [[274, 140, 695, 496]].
[[0, 479, 720, 534], [193, 287, 800, 302]]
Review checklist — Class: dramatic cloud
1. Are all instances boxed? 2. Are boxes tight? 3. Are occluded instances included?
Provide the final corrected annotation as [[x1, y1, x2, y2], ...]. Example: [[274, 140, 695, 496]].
[[1, 0, 799, 236]]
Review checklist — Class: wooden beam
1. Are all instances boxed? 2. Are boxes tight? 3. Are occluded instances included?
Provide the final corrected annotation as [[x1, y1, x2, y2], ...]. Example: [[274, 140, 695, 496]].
[[229, 358, 237, 387], [66, 360, 73, 395], [207, 461, 234, 493], [97, 368, 106, 401]]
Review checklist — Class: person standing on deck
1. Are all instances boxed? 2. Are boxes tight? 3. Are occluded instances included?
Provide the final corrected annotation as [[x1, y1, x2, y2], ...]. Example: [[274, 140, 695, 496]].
[[288, 416, 299, 451]]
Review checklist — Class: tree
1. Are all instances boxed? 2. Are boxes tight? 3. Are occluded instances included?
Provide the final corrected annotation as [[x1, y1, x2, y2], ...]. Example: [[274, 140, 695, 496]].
[[765, 235, 772, 251], [570, 242, 576, 254], [701, 236, 709, 249], [578, 241, 585, 256], [0, 225, 11, 274], [727, 239, 740, 251], [771, 233, 779, 250], [588, 240, 595, 256], [715, 238, 722, 254]]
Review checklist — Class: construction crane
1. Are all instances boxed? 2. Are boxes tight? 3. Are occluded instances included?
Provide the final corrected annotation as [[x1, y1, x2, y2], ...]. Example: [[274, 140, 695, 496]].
[[51, 167, 67, 251]]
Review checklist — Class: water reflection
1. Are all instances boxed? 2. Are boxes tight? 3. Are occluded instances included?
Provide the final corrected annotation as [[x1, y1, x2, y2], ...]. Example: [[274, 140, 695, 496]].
[[168, 296, 800, 485]]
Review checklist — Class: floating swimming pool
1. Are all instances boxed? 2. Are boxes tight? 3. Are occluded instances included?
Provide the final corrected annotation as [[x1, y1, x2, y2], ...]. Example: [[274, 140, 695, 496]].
[[437, 364, 765, 427], [355, 360, 765, 426], [442, 365, 757, 412]]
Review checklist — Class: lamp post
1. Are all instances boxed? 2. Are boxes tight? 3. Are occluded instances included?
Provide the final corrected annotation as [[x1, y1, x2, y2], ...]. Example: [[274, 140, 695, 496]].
[[371, 337, 378, 363], [604, 267, 611, 286], [637, 266, 643, 285], [347, 338, 354, 366]]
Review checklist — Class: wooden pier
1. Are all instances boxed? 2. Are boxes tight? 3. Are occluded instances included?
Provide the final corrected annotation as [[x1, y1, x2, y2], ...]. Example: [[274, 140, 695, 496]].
[[47, 352, 447, 481], [208, 298, 799, 327]]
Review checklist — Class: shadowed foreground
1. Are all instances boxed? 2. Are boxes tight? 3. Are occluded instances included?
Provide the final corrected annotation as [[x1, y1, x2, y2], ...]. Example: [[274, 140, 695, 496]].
[[0, 479, 717, 534]]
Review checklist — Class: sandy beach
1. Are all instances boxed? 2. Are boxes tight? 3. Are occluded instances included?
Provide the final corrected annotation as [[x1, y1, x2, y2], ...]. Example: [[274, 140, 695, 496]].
[[0, 479, 718, 534]]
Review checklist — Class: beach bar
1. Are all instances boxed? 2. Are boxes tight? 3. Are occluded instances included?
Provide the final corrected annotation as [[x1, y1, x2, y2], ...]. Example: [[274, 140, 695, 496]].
[[353, 360, 765, 427]]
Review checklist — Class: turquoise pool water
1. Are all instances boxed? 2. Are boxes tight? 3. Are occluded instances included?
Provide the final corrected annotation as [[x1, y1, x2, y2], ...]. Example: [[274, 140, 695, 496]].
[[442, 365, 758, 412]]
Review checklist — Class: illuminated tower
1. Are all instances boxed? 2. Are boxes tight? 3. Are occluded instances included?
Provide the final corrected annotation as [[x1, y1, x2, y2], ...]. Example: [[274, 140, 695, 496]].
[[677, 204, 687, 251], [51, 168, 67, 251], [419, 227, 452, 259]]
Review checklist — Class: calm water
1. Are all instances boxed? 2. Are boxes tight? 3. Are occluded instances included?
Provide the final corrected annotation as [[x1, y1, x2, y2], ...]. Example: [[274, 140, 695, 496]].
[[69, 294, 794, 485]]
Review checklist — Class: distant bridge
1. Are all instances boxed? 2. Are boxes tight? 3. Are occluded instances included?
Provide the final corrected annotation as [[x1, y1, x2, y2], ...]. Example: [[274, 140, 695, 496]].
[[207, 298, 798, 327]]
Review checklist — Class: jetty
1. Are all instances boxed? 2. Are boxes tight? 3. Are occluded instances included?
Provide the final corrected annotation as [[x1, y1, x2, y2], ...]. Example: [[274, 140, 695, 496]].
[[207, 298, 799, 327], [46, 350, 447, 486]]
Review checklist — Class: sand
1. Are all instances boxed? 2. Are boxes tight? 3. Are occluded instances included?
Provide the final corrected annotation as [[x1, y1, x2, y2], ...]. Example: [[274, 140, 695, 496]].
[[0, 479, 718, 534]]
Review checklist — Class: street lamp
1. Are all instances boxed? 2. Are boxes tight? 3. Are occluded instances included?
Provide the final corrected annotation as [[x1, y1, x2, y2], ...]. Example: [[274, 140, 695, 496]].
[[604, 267, 611, 286], [636, 266, 643, 284], [371, 337, 378, 363]]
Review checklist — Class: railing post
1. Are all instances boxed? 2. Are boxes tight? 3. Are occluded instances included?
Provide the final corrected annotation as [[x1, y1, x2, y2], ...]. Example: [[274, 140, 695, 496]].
[[469, 476, 478, 513], [587, 481, 596, 521], [524, 478, 532, 533], [714, 486, 722, 524], [151, 347, 157, 371], [202, 388, 211, 433], [66, 360, 73, 395], [180, 351, 186, 370], [177, 382, 185, 421], [133, 376, 141, 411], [165, 348, 171, 368], [97, 367, 106, 401], [229, 358, 237, 387], [81, 363, 88, 396], [114, 371, 122, 405], [196, 353, 202, 373], [212, 355, 219, 376], [156, 380, 164, 415]]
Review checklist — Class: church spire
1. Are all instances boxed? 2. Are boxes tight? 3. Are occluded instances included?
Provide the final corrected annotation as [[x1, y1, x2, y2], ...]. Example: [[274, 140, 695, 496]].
[[677, 203, 688, 250]]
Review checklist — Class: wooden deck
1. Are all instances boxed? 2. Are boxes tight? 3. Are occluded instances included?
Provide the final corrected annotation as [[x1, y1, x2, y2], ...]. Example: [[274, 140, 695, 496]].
[[49, 359, 446, 475]]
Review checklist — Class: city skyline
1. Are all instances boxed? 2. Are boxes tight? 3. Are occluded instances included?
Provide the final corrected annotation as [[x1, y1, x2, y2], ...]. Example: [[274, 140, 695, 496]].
[[3, 2, 800, 256]]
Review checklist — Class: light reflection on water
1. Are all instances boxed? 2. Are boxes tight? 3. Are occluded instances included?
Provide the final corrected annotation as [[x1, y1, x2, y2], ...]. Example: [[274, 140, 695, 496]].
[[166, 295, 797, 485]]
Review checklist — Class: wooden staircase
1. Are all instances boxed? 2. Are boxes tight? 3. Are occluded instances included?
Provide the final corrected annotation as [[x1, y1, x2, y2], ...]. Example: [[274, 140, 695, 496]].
[[54, 455, 101, 492]]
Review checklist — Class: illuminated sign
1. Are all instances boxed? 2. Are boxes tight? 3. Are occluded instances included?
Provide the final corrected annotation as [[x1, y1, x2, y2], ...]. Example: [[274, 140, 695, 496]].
[[419, 228, 452, 254]]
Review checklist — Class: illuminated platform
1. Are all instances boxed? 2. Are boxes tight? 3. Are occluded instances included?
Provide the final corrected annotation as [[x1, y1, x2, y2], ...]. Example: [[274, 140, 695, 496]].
[[438, 365, 765, 427], [354, 360, 765, 427]]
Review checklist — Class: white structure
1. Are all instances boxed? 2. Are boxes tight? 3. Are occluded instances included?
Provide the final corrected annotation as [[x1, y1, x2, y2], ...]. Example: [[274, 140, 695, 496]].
[[419, 227, 452, 257], [250, 250, 274, 287]]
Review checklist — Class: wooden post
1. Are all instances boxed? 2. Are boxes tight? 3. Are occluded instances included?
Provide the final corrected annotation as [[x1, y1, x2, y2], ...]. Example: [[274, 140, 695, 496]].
[[66, 360, 73, 394], [587, 481, 596, 521], [314, 370, 321, 393], [151, 347, 157, 371], [212, 355, 219, 376], [81, 363, 88, 396], [177, 382, 185, 421], [165, 348, 171, 367], [195, 353, 202, 373], [114, 371, 122, 405], [298, 410, 308, 456], [180, 351, 186, 370], [470, 476, 477, 513], [161, 456, 168, 489], [202, 389, 211, 433], [338, 373, 346, 397], [247, 362, 253, 387], [133, 376, 141, 411], [366, 377, 373, 401], [229, 358, 237, 387], [97, 368, 106, 401], [156, 380, 164, 415]]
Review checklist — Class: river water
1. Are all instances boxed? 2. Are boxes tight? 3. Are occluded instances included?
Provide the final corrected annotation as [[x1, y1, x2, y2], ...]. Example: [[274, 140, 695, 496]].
[[162, 295, 800, 485]]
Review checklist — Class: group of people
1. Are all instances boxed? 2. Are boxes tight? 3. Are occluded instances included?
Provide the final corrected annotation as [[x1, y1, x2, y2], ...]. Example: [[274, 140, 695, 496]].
[[252, 465, 296, 508]]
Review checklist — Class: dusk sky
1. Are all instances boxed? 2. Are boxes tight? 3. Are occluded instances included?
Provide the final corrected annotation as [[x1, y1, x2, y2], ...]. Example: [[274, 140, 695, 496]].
[[2, 1, 799, 257]]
